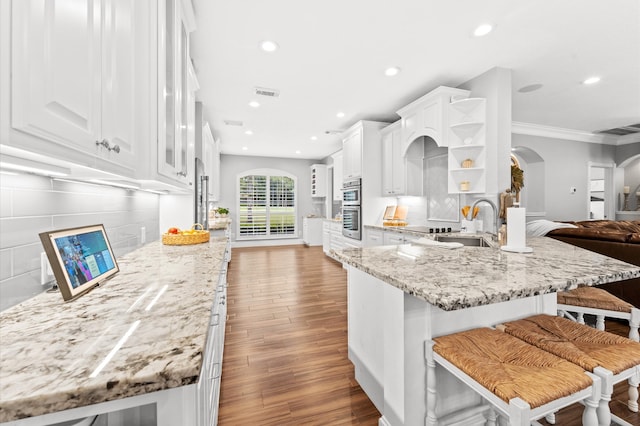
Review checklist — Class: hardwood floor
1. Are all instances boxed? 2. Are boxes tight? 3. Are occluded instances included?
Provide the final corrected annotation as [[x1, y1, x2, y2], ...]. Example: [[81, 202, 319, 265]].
[[218, 245, 380, 425], [218, 244, 639, 425]]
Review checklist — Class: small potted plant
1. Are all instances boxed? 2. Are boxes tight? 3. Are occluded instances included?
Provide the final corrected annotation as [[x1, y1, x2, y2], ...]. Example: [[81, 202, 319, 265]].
[[215, 207, 229, 218]]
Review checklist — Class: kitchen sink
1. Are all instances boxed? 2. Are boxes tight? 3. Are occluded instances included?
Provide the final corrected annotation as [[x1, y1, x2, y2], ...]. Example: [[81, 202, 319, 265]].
[[435, 235, 491, 247]]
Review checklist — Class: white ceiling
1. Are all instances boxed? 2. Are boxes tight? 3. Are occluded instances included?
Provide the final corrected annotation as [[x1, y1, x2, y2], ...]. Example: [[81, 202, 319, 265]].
[[190, 0, 640, 160]]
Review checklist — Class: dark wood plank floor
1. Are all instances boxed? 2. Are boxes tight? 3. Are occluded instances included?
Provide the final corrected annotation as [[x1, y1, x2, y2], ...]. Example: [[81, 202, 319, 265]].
[[218, 244, 639, 425]]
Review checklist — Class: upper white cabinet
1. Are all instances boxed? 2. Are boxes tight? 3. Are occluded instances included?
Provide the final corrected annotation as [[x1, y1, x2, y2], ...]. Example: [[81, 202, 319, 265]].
[[342, 127, 363, 179], [381, 122, 405, 196], [396, 86, 470, 153], [157, 0, 196, 185], [7, 0, 138, 177], [310, 164, 328, 197], [447, 97, 487, 194], [331, 151, 343, 201], [202, 123, 221, 202]]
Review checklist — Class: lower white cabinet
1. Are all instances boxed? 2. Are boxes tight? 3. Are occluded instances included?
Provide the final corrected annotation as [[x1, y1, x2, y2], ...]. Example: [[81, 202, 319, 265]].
[[303, 217, 323, 246], [196, 239, 230, 426], [383, 231, 405, 246], [364, 229, 383, 247], [323, 220, 347, 257]]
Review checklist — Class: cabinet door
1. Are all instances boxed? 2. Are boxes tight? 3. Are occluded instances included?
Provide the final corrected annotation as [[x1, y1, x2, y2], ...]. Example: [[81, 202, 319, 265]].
[[332, 151, 343, 201], [343, 128, 362, 179], [101, 0, 136, 168], [11, 0, 101, 149], [157, 0, 190, 183], [202, 123, 220, 201], [381, 132, 394, 195], [390, 130, 405, 194]]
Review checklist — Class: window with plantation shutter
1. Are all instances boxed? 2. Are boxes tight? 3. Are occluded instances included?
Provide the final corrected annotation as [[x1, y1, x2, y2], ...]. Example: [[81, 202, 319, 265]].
[[238, 170, 297, 239]]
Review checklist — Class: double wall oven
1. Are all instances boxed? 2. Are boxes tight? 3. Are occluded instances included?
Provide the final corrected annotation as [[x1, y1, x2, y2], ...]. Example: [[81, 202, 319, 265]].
[[342, 178, 361, 240]]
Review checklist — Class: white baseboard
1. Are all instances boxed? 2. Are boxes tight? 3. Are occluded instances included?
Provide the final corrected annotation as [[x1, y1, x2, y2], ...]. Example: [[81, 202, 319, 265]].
[[231, 238, 304, 248]]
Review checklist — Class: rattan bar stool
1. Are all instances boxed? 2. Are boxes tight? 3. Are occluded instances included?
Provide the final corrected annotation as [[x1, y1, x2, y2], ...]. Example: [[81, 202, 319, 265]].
[[498, 314, 640, 426], [427, 327, 601, 426], [557, 286, 640, 342]]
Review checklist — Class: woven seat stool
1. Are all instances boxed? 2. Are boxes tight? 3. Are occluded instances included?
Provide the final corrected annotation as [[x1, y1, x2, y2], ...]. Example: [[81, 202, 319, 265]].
[[498, 314, 640, 426], [557, 286, 640, 342], [427, 327, 601, 426]]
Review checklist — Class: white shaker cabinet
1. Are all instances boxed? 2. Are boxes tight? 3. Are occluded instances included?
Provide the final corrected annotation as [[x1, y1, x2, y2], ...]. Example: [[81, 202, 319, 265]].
[[331, 151, 343, 201], [8, 0, 138, 176], [157, 0, 197, 185], [381, 121, 405, 196], [202, 123, 221, 201], [342, 127, 362, 180]]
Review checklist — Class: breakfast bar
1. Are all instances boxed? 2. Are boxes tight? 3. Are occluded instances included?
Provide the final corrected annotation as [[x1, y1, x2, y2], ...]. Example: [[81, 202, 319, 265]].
[[333, 236, 640, 426], [0, 237, 230, 426]]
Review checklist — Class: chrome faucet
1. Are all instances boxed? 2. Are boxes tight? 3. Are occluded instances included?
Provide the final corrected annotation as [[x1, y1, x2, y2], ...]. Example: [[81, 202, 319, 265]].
[[471, 198, 500, 236]]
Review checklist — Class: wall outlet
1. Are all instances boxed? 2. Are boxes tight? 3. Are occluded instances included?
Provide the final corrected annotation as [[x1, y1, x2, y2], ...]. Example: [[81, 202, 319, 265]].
[[40, 252, 54, 285], [140, 226, 146, 244]]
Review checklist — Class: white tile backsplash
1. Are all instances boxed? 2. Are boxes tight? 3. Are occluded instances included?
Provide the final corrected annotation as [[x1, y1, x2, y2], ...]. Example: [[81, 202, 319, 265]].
[[0, 174, 160, 311]]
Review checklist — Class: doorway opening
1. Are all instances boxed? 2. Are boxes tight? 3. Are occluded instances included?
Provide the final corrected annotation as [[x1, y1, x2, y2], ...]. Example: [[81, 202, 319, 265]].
[[588, 162, 615, 220]]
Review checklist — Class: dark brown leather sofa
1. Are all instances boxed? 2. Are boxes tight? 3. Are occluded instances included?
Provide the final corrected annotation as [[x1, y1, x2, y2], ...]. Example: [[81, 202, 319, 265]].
[[548, 220, 640, 306]]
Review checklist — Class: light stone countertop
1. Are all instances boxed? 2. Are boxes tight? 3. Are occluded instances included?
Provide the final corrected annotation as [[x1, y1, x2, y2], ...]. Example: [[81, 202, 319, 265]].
[[0, 237, 228, 422], [333, 236, 640, 311]]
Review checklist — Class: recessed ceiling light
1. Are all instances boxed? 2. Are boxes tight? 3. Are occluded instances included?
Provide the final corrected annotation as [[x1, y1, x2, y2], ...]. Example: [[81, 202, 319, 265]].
[[473, 23, 494, 37], [384, 67, 401, 77], [248, 101, 260, 108], [336, 112, 345, 118], [245, 130, 253, 135], [295, 150, 301, 154], [242, 146, 248, 151], [310, 136, 318, 141], [583, 76, 601, 85], [518, 83, 544, 93], [260, 40, 279, 52]]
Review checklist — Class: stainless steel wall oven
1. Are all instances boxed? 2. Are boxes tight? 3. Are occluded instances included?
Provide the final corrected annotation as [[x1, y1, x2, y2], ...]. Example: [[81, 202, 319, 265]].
[[342, 178, 361, 240]]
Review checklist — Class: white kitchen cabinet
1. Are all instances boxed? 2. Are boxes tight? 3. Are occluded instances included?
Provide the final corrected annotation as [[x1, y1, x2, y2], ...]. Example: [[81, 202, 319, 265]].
[[157, 0, 196, 185], [322, 221, 332, 254], [303, 217, 324, 246], [381, 121, 405, 196], [202, 123, 221, 201], [447, 97, 487, 194], [364, 228, 383, 247], [331, 151, 343, 201], [383, 231, 406, 246], [396, 86, 470, 153], [310, 164, 328, 197], [7, 0, 138, 177], [342, 127, 363, 180]]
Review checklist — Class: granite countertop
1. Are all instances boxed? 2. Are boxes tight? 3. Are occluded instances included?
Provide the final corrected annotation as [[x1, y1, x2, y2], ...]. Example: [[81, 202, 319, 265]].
[[333, 237, 640, 311], [0, 237, 228, 422]]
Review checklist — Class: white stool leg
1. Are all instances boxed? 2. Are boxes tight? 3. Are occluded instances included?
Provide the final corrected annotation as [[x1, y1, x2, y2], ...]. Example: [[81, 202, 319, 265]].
[[594, 367, 612, 426], [425, 341, 438, 426], [595, 315, 605, 331], [486, 407, 498, 426], [628, 374, 639, 413], [577, 312, 585, 325], [508, 398, 530, 426], [544, 412, 556, 424], [583, 373, 601, 426], [629, 308, 640, 342]]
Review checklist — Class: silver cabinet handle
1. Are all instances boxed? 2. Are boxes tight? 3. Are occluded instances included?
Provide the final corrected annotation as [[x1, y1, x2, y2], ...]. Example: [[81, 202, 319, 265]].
[[95, 139, 120, 153]]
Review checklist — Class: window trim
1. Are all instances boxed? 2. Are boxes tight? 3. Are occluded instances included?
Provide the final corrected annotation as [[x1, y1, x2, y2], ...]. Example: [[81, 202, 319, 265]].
[[236, 168, 298, 241]]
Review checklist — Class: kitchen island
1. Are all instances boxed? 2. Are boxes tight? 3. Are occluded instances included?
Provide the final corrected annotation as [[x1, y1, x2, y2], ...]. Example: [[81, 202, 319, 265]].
[[0, 236, 230, 425], [333, 236, 640, 426]]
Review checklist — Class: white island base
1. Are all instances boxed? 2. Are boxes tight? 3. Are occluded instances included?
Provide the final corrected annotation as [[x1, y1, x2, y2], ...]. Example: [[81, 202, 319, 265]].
[[346, 266, 557, 426]]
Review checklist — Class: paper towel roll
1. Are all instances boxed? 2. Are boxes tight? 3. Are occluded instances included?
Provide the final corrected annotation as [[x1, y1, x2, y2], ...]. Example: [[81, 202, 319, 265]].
[[506, 207, 526, 248]]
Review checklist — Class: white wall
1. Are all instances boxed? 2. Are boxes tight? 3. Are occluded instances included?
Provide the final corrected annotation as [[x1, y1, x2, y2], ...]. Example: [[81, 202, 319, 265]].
[[512, 133, 617, 221], [0, 174, 159, 311], [217, 154, 322, 242]]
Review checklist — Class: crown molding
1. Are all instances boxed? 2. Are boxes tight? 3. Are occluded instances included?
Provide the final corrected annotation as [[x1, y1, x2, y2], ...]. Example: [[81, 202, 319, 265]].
[[616, 132, 640, 145], [511, 121, 614, 144]]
